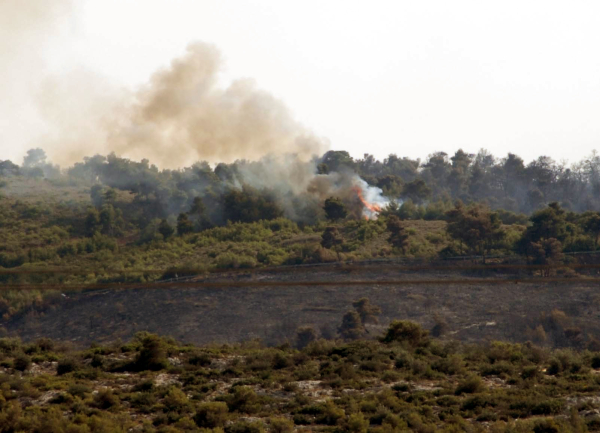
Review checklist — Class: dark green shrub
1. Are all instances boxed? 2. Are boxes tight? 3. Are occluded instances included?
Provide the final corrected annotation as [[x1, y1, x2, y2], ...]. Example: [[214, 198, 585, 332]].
[[13, 353, 31, 372], [591, 354, 600, 370], [269, 417, 294, 433], [226, 386, 261, 414], [380, 320, 429, 348], [91, 354, 104, 369], [431, 355, 464, 375], [130, 392, 157, 413], [135, 334, 167, 371], [56, 358, 79, 375], [533, 419, 561, 433], [295, 326, 318, 349], [194, 402, 228, 428], [521, 366, 540, 380], [455, 376, 485, 395], [188, 352, 211, 367], [67, 384, 91, 398], [481, 361, 513, 377], [532, 400, 564, 415], [461, 395, 494, 411], [93, 389, 120, 410], [163, 387, 191, 413]]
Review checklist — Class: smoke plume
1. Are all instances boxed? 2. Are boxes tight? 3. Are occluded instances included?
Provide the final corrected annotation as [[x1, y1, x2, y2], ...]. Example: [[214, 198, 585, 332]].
[[0, 0, 73, 163], [37, 42, 326, 168]]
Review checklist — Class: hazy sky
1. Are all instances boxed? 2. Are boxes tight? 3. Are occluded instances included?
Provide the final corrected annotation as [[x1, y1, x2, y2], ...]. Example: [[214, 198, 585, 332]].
[[2, 0, 600, 167]]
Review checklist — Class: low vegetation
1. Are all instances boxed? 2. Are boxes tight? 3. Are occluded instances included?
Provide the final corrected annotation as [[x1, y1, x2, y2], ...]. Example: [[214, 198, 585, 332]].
[[0, 320, 599, 432]]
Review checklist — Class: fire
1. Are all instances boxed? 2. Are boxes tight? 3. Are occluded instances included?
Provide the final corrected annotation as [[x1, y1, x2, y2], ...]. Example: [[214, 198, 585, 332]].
[[352, 186, 382, 219]]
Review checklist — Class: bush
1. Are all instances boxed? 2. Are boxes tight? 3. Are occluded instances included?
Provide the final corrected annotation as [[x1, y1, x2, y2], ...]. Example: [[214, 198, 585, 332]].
[[135, 334, 167, 371], [380, 320, 429, 347], [13, 353, 31, 372], [56, 358, 79, 375], [226, 386, 261, 414], [295, 326, 318, 349], [163, 387, 191, 413], [455, 376, 485, 395], [188, 352, 211, 367], [93, 389, 120, 410], [269, 417, 294, 433], [194, 402, 229, 428]]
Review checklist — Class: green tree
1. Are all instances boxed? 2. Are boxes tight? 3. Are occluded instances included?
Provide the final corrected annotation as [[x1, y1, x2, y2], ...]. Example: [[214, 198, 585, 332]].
[[352, 297, 381, 334], [401, 179, 431, 205], [386, 215, 409, 253], [223, 186, 283, 223], [158, 219, 174, 239], [445, 203, 505, 262], [194, 402, 229, 428], [295, 326, 318, 349], [380, 320, 429, 347], [135, 334, 167, 371], [190, 196, 206, 217], [583, 212, 600, 248], [99, 204, 116, 236], [90, 184, 104, 208], [517, 202, 568, 256], [528, 238, 564, 277], [177, 213, 194, 236], [339, 311, 364, 340], [321, 226, 344, 260], [323, 196, 347, 222], [103, 187, 117, 205], [320, 150, 355, 172], [527, 202, 568, 242], [85, 208, 101, 237]]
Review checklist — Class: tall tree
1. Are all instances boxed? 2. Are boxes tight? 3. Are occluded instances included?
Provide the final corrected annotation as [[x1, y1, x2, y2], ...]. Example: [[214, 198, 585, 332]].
[[321, 226, 344, 261], [445, 203, 505, 262], [352, 298, 381, 333], [386, 215, 409, 253], [158, 219, 174, 239], [323, 197, 348, 222], [583, 212, 600, 248], [528, 238, 564, 277], [177, 213, 194, 236]]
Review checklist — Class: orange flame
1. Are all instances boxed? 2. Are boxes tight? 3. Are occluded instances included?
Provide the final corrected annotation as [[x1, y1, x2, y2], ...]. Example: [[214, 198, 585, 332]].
[[352, 186, 381, 219]]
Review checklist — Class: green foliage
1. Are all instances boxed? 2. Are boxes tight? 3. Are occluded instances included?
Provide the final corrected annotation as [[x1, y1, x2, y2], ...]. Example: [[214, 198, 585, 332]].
[[134, 334, 168, 371], [158, 219, 175, 239], [323, 196, 348, 222], [13, 353, 31, 372], [320, 226, 344, 260], [381, 320, 429, 347], [0, 329, 597, 430], [223, 186, 283, 223], [445, 202, 505, 259], [386, 215, 409, 252], [338, 311, 364, 341], [176, 213, 194, 236]]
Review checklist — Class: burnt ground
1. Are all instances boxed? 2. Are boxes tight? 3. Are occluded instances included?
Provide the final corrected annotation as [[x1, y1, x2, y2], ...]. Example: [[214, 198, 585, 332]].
[[3, 264, 600, 347]]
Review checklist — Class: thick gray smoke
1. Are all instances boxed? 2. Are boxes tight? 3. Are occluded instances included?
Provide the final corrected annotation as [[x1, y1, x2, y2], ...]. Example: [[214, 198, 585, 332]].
[[233, 155, 388, 221]]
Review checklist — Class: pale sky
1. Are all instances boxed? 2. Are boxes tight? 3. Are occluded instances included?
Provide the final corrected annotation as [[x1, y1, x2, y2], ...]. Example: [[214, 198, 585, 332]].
[[2, 0, 600, 167]]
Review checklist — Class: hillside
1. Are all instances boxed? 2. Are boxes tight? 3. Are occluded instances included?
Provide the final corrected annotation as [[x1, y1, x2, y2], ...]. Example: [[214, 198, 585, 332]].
[[3, 264, 600, 353], [0, 322, 599, 432]]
